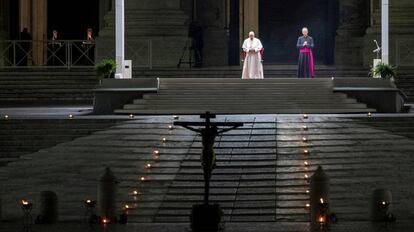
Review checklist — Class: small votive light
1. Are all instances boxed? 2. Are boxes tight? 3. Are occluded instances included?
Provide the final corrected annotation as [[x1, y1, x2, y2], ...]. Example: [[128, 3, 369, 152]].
[[129, 114, 134, 119], [133, 190, 139, 196], [162, 137, 167, 143], [319, 215, 326, 224], [69, 114, 74, 119], [320, 198, 324, 204], [173, 115, 179, 120], [304, 161, 309, 166], [305, 203, 310, 208], [304, 149, 310, 155], [368, 112, 372, 117], [303, 114, 309, 119], [306, 190, 310, 194], [4, 115, 9, 119], [102, 218, 109, 224], [140, 176, 146, 182], [145, 163, 152, 169], [21, 199, 29, 206], [124, 204, 130, 209], [168, 125, 174, 130], [302, 125, 308, 131], [302, 137, 308, 142], [304, 174, 309, 179], [153, 150, 160, 155]]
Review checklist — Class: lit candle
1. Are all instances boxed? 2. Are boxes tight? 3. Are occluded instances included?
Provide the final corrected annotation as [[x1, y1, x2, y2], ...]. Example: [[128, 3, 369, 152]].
[[102, 218, 109, 224], [129, 114, 134, 119], [162, 137, 167, 143], [306, 190, 310, 194], [368, 112, 372, 117], [305, 203, 310, 208], [304, 161, 309, 166], [69, 114, 74, 119], [319, 215, 326, 224], [302, 137, 308, 142], [303, 114, 308, 119], [4, 115, 9, 119], [320, 198, 324, 204], [145, 163, 152, 169], [153, 150, 160, 155], [133, 190, 139, 196], [304, 149, 310, 155], [140, 176, 146, 182], [124, 204, 130, 210], [302, 125, 308, 131], [168, 125, 174, 130], [173, 115, 179, 120], [22, 199, 29, 206], [304, 174, 309, 179]]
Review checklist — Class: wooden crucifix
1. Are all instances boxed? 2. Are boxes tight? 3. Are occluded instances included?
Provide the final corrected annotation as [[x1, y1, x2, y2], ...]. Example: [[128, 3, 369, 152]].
[[174, 112, 243, 205]]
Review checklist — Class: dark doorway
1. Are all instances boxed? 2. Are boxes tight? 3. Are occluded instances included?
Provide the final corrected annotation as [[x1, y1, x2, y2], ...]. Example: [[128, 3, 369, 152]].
[[259, 0, 338, 65], [48, 0, 100, 40], [228, 0, 240, 66]]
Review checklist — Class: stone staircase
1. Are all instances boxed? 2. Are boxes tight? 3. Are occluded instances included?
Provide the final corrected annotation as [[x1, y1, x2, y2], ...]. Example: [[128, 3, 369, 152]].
[[0, 118, 123, 167], [116, 78, 376, 114], [2, 115, 414, 228], [0, 69, 98, 105]]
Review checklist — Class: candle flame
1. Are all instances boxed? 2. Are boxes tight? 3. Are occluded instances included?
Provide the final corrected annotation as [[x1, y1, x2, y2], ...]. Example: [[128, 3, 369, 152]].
[[320, 198, 324, 204], [21, 199, 29, 205]]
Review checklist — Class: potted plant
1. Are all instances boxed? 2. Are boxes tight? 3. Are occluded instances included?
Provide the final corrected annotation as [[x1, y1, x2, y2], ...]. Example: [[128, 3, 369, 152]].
[[95, 59, 117, 84], [370, 63, 397, 81]]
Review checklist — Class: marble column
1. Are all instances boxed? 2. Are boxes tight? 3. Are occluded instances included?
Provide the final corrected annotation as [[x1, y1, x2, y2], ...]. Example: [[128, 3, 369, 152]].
[[31, 0, 47, 65], [97, 0, 188, 67], [239, 0, 259, 45], [0, 0, 9, 66], [19, 0, 31, 32]]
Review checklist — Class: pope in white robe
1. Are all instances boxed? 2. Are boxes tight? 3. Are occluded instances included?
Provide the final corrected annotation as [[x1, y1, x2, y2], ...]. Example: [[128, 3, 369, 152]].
[[242, 31, 264, 79]]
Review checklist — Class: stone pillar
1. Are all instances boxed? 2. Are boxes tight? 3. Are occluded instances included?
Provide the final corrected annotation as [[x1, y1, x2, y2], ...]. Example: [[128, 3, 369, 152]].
[[239, 0, 259, 43], [31, 0, 47, 65], [97, 0, 188, 68], [115, 0, 125, 78], [197, 0, 228, 66], [19, 0, 31, 32], [334, 0, 369, 66], [0, 0, 9, 66]]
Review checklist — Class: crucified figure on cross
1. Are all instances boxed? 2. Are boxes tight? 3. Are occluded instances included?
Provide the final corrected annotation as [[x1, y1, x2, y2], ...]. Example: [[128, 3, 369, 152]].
[[174, 112, 243, 205]]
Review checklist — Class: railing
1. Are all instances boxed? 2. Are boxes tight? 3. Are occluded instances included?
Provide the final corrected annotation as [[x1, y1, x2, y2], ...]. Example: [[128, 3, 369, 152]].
[[0, 40, 96, 68], [396, 38, 414, 67], [0, 39, 153, 69]]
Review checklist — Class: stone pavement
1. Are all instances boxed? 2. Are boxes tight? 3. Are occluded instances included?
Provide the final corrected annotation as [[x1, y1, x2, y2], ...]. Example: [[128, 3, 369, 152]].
[[1, 114, 414, 231]]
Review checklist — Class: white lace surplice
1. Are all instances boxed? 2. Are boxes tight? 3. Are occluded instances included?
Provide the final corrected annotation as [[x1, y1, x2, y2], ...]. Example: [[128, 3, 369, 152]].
[[242, 38, 264, 79]]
